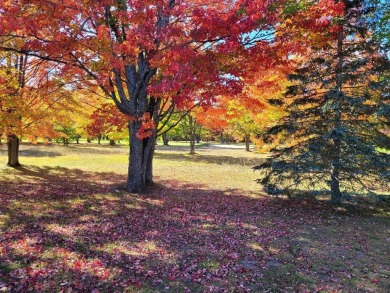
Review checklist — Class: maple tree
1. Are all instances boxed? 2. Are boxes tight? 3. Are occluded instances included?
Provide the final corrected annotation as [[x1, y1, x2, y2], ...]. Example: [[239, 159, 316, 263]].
[[194, 67, 288, 152], [226, 100, 261, 151], [188, 113, 198, 155], [49, 90, 95, 145], [254, 0, 390, 202], [1, 0, 295, 192], [0, 47, 76, 166], [225, 69, 289, 151], [155, 99, 197, 146], [64, 91, 105, 144], [86, 103, 129, 145], [157, 109, 199, 144], [195, 105, 230, 143]]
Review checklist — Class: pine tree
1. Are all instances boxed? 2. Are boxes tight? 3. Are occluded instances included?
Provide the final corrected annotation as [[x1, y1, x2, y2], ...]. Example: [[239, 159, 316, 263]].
[[254, 0, 390, 202]]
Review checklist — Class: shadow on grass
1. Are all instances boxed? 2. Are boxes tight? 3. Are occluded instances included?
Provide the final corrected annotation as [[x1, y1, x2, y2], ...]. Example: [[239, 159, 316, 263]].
[[64, 143, 129, 153], [19, 149, 63, 158], [0, 166, 389, 292], [155, 152, 266, 166], [0, 142, 129, 157], [0, 148, 63, 158]]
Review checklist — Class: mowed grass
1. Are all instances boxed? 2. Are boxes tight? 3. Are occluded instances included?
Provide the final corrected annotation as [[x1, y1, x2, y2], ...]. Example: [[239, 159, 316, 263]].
[[0, 142, 389, 292]]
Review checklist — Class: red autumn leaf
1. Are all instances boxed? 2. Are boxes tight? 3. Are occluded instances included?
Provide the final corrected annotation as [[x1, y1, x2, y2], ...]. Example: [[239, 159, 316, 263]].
[[91, 260, 103, 268], [74, 260, 82, 271], [100, 270, 110, 280]]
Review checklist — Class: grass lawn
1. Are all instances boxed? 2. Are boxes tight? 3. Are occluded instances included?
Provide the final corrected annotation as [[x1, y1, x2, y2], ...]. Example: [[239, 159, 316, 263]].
[[0, 142, 389, 292]]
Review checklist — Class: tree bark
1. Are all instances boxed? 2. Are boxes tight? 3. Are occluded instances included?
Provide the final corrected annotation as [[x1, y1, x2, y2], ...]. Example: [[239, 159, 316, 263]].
[[126, 94, 161, 193], [196, 124, 201, 143], [7, 134, 20, 167], [109, 139, 115, 146], [144, 131, 157, 186], [330, 21, 344, 203], [145, 97, 161, 187], [127, 120, 147, 193], [189, 115, 196, 155], [162, 132, 169, 145], [245, 134, 250, 152], [126, 120, 158, 191]]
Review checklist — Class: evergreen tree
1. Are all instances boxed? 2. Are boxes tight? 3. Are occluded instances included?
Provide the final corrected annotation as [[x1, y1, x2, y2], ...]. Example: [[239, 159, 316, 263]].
[[254, 0, 390, 202]]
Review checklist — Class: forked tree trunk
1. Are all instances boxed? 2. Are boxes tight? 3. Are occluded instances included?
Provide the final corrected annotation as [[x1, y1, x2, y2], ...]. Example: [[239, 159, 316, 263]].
[[7, 134, 20, 167], [126, 97, 161, 193], [245, 134, 250, 152]]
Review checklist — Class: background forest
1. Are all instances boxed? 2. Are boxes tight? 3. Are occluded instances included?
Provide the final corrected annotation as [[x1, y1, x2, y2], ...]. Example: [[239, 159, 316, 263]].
[[1, 0, 388, 199]]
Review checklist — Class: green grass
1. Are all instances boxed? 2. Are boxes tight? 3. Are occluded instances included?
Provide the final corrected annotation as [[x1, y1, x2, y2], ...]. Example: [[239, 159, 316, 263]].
[[0, 142, 389, 292], [377, 147, 390, 154]]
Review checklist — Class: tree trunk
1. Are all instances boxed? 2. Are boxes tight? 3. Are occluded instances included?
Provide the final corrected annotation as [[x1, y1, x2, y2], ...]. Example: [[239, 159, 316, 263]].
[[7, 134, 20, 167], [245, 134, 250, 151], [330, 161, 342, 201], [109, 139, 115, 146], [127, 120, 147, 193], [162, 132, 169, 145], [126, 97, 161, 193], [108, 49, 159, 193], [76, 138, 79, 144], [196, 124, 201, 143], [145, 98, 161, 186], [97, 134, 101, 144], [189, 115, 196, 155], [87, 138, 91, 143], [127, 122, 157, 192], [330, 21, 344, 203], [144, 130, 157, 186]]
